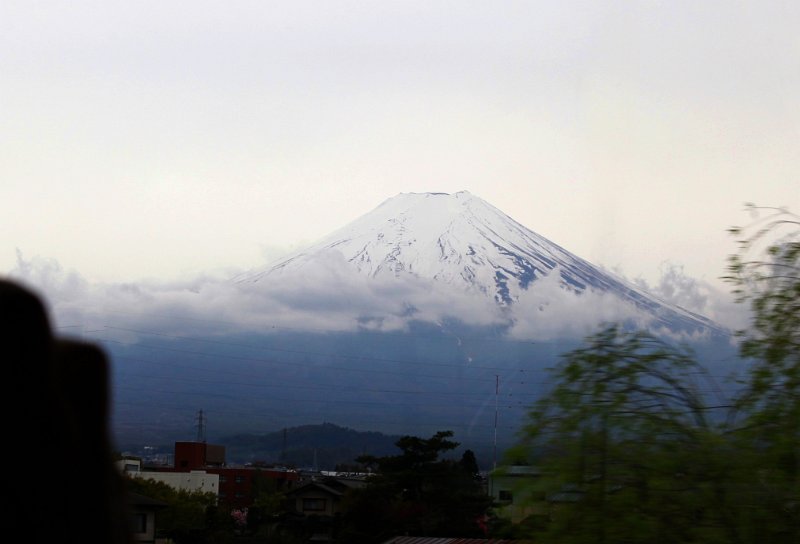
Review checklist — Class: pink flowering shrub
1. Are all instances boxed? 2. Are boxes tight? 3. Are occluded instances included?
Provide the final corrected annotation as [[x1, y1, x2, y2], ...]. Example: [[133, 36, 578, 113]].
[[231, 508, 248, 529]]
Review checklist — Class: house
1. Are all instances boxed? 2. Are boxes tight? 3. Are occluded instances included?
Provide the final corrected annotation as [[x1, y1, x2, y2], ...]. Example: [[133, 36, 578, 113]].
[[282, 476, 366, 542], [127, 492, 168, 544], [381, 538, 529, 543], [488, 465, 546, 524], [490, 465, 588, 533], [284, 477, 365, 518]]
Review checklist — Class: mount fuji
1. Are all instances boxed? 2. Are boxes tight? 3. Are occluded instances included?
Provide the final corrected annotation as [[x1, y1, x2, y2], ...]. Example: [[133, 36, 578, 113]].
[[105, 191, 739, 459], [236, 191, 724, 338]]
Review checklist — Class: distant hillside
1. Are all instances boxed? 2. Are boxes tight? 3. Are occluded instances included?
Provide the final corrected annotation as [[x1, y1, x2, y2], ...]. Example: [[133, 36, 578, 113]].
[[220, 423, 405, 470]]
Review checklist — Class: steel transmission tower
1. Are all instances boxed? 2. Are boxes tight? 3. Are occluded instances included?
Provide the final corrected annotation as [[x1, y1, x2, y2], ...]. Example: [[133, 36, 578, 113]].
[[195, 409, 206, 443]]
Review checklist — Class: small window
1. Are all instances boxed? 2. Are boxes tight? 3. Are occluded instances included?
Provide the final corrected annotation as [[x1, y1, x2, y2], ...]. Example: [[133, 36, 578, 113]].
[[130, 513, 147, 534], [303, 498, 326, 512], [235, 476, 244, 484], [219, 475, 227, 483]]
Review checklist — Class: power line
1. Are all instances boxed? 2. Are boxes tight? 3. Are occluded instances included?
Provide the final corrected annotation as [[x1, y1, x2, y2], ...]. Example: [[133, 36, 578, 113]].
[[100, 326, 542, 373], [103, 339, 531, 384]]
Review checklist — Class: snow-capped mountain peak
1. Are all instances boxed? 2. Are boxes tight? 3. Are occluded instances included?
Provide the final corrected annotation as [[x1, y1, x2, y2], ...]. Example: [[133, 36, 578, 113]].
[[240, 191, 568, 302], [236, 191, 724, 335]]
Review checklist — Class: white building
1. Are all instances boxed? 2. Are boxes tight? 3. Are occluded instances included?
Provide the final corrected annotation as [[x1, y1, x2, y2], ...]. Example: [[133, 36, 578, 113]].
[[117, 457, 220, 497]]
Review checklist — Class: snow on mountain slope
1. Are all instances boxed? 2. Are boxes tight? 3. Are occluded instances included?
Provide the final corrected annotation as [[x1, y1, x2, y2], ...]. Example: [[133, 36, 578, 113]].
[[236, 191, 725, 336]]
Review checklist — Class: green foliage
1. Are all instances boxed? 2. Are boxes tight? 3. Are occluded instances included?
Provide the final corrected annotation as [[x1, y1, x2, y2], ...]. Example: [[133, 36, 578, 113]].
[[505, 204, 800, 544], [245, 470, 291, 539], [511, 326, 733, 543], [725, 205, 800, 424], [124, 476, 234, 544], [724, 205, 800, 542], [338, 431, 492, 543]]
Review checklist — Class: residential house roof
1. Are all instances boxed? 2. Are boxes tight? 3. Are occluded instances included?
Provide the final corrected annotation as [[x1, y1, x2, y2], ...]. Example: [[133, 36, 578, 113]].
[[285, 481, 346, 498], [381, 538, 529, 544], [127, 492, 168, 509]]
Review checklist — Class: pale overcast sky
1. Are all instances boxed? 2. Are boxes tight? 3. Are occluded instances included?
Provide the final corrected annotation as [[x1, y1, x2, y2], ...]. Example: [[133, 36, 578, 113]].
[[2, 1, 798, 290]]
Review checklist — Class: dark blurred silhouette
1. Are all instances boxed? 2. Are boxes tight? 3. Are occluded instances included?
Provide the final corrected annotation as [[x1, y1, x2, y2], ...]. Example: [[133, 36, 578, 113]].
[[1, 278, 132, 543]]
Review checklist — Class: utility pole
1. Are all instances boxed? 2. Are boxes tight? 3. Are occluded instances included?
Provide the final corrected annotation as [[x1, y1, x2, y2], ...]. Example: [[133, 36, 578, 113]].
[[494, 375, 499, 471], [489, 374, 499, 499]]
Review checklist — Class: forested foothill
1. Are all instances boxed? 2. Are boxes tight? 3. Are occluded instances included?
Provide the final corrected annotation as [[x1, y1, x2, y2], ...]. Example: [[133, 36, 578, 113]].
[[502, 206, 799, 543]]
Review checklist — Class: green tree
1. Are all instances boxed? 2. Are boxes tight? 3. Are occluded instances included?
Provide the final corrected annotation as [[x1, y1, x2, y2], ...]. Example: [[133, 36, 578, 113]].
[[725, 205, 800, 542], [503, 205, 800, 544], [246, 469, 292, 540], [338, 431, 492, 543], [124, 476, 233, 544], [510, 325, 735, 544]]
